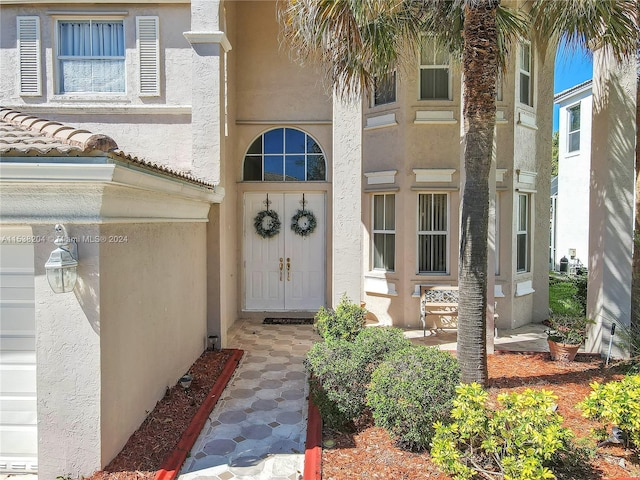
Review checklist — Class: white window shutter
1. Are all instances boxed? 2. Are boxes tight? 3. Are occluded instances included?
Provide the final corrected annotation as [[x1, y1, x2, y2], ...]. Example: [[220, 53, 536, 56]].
[[136, 16, 160, 96], [17, 16, 41, 96]]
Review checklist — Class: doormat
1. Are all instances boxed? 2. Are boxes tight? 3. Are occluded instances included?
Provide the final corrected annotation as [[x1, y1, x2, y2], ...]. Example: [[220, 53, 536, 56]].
[[263, 318, 314, 325]]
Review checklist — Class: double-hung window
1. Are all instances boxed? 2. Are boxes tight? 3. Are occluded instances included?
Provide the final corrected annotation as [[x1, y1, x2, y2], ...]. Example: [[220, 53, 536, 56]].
[[57, 19, 125, 94], [418, 193, 448, 273], [372, 194, 395, 271], [519, 42, 532, 106], [516, 193, 530, 272], [567, 104, 581, 152], [419, 37, 450, 100]]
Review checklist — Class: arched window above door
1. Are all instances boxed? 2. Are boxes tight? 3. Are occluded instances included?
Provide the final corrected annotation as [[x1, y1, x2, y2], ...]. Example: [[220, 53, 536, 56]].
[[243, 128, 326, 181]]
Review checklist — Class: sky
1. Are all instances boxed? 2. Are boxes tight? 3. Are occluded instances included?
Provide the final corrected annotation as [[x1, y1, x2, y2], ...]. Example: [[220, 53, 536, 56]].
[[553, 44, 593, 131]]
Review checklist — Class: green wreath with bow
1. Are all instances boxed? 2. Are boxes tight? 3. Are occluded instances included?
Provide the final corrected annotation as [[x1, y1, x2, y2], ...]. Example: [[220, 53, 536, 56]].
[[254, 209, 281, 238], [291, 209, 317, 237]]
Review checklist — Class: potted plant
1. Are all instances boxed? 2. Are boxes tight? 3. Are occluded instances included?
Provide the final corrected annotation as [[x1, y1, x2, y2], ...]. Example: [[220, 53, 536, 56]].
[[546, 314, 593, 362]]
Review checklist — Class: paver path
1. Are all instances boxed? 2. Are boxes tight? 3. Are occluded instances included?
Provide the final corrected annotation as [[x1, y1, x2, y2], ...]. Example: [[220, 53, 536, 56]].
[[179, 320, 319, 480]]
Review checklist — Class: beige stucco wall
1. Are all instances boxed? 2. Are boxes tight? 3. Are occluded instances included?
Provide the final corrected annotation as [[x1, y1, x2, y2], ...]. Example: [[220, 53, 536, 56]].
[[360, 28, 553, 330], [99, 222, 207, 464], [0, 4, 193, 168], [0, 160, 215, 477], [32, 224, 102, 480], [228, 1, 334, 323], [587, 49, 636, 357]]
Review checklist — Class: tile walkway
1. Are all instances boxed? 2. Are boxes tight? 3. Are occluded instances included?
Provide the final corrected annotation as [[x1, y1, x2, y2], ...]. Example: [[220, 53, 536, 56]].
[[178, 319, 550, 480], [178, 320, 320, 480]]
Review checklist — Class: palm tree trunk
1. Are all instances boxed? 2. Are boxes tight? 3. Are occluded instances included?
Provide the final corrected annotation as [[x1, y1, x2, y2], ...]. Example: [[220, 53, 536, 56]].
[[457, 0, 500, 385], [632, 50, 640, 344]]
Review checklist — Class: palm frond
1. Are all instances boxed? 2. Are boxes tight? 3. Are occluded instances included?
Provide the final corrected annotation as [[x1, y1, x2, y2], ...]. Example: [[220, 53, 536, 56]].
[[278, 0, 425, 99], [529, 0, 638, 61]]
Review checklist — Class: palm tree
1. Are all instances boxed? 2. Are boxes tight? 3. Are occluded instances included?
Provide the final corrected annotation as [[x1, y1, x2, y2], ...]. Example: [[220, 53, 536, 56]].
[[280, 0, 638, 385]]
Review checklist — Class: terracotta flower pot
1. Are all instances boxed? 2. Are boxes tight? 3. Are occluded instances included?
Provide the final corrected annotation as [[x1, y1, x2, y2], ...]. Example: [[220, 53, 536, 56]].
[[548, 339, 580, 362]]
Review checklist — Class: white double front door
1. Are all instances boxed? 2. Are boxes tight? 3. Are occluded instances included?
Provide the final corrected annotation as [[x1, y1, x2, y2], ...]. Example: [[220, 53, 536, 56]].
[[244, 192, 325, 311]]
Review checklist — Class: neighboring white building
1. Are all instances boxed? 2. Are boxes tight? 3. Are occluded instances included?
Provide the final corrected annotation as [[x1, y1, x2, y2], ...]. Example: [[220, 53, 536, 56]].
[[552, 80, 592, 271]]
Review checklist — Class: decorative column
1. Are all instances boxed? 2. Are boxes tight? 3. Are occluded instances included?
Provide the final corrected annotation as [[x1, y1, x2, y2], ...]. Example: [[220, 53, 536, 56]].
[[183, 0, 230, 345], [183, 0, 231, 183], [332, 93, 363, 306], [587, 49, 636, 357]]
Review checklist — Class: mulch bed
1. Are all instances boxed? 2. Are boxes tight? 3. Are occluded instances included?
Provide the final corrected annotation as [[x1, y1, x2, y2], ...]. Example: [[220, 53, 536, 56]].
[[82, 349, 639, 480], [321, 352, 640, 480], [86, 349, 233, 480]]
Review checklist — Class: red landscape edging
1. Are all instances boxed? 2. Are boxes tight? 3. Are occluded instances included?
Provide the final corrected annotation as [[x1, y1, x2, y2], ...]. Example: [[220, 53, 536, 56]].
[[154, 348, 244, 480], [303, 395, 322, 480]]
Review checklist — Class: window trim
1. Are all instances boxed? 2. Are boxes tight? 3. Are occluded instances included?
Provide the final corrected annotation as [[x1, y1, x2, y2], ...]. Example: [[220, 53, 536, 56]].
[[372, 193, 396, 272], [567, 102, 581, 153], [417, 192, 450, 275], [516, 193, 530, 273], [518, 41, 532, 107], [54, 16, 127, 95], [419, 37, 451, 101]]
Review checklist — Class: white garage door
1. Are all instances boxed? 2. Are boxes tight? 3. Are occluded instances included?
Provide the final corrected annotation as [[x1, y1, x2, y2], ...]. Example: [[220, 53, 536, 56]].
[[0, 229, 37, 473]]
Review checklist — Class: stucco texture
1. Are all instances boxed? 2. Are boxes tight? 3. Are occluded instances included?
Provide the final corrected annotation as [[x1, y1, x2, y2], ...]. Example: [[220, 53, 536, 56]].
[[99, 222, 207, 465]]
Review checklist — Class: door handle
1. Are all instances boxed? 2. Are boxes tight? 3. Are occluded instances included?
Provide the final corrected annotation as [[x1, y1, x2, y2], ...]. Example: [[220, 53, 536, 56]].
[[279, 257, 284, 281], [286, 257, 291, 281]]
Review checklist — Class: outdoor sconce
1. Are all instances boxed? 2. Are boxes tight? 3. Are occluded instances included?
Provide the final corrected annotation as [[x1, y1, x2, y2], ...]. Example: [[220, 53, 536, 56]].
[[44, 224, 78, 294]]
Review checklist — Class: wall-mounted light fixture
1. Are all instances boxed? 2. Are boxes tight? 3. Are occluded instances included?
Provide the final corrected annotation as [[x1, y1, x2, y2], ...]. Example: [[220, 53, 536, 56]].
[[44, 224, 78, 294]]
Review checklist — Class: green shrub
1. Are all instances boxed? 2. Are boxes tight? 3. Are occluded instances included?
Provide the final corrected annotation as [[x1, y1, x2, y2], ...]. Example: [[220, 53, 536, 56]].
[[616, 318, 640, 370], [352, 326, 411, 366], [549, 278, 584, 316], [306, 327, 410, 430], [314, 294, 366, 342], [577, 374, 640, 450], [367, 346, 460, 451], [570, 274, 588, 315], [430, 383, 573, 480]]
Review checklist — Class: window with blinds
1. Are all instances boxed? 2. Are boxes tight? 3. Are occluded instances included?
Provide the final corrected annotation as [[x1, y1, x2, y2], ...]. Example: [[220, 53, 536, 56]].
[[56, 19, 125, 94], [418, 193, 448, 273]]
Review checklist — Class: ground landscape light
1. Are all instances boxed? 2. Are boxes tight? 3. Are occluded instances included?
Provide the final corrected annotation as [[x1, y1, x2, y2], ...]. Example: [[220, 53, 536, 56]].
[[44, 224, 78, 294]]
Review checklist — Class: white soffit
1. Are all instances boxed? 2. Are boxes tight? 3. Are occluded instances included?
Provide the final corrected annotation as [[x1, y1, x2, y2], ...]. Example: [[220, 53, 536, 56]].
[[413, 168, 456, 183], [414, 110, 457, 124], [364, 113, 397, 130], [364, 170, 397, 185]]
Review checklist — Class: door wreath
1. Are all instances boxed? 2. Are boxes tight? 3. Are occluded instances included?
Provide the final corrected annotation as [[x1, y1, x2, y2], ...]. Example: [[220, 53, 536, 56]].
[[254, 209, 281, 238], [291, 209, 317, 237]]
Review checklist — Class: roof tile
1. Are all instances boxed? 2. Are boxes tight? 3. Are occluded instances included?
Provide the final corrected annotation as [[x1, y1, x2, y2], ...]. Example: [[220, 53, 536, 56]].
[[0, 107, 214, 188]]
